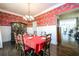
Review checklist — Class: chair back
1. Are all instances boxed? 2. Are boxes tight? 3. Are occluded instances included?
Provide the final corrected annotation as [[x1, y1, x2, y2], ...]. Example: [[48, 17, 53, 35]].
[[43, 34, 51, 56], [34, 31, 37, 36], [17, 34, 23, 44], [41, 32, 46, 36], [13, 32, 18, 44], [16, 34, 25, 55], [46, 34, 51, 42]]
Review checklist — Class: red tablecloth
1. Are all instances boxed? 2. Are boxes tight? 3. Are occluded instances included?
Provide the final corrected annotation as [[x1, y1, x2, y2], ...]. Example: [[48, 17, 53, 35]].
[[23, 35, 46, 54]]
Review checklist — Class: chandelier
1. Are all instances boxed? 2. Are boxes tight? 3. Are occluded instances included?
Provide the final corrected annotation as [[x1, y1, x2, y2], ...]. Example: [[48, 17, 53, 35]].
[[24, 3, 34, 21]]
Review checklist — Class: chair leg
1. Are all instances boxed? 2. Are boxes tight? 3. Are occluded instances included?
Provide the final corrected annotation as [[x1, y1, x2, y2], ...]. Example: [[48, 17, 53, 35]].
[[49, 47, 50, 56], [25, 49, 34, 56]]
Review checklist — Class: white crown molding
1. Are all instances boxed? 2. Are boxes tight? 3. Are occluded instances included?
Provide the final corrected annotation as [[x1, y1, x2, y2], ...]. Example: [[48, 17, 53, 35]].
[[34, 3, 66, 17], [0, 9, 24, 17]]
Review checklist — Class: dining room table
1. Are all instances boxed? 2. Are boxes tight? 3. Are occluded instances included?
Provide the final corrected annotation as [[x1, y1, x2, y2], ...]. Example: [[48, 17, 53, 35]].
[[23, 35, 46, 54]]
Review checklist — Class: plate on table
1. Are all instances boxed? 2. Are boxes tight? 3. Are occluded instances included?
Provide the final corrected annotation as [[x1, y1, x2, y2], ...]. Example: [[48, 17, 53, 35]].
[[27, 37, 33, 39], [41, 37, 46, 40]]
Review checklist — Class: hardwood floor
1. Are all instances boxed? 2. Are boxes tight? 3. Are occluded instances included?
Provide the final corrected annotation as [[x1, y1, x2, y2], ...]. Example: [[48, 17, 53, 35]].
[[0, 42, 18, 56], [0, 42, 79, 56], [56, 45, 79, 56]]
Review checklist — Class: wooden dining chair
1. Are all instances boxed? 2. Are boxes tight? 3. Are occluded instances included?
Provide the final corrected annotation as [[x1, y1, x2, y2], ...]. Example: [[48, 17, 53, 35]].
[[13, 32, 18, 48], [13, 32, 23, 55], [41, 32, 46, 36], [16, 34, 35, 56], [42, 34, 51, 56], [15, 34, 24, 55]]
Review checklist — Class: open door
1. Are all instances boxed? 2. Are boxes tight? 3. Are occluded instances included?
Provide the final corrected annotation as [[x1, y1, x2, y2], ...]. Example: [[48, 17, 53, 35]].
[[57, 17, 62, 46], [57, 16, 78, 48], [57, 8, 79, 48], [59, 18, 76, 47]]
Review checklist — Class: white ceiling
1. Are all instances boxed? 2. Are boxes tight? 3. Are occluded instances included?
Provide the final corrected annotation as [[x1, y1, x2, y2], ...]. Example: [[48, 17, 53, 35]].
[[0, 3, 58, 17]]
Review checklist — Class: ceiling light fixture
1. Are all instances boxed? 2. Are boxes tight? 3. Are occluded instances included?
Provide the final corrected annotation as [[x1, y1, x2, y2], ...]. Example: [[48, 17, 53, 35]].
[[25, 3, 34, 21]]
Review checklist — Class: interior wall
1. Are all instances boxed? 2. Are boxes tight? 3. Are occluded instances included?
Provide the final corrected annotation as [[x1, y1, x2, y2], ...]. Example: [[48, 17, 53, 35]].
[[60, 10, 79, 19], [27, 27, 33, 35], [0, 11, 27, 26], [32, 21, 37, 32], [0, 11, 30, 43], [0, 30, 3, 48], [35, 3, 79, 26], [37, 25, 57, 44], [34, 3, 79, 45], [0, 26, 11, 42], [27, 25, 57, 44]]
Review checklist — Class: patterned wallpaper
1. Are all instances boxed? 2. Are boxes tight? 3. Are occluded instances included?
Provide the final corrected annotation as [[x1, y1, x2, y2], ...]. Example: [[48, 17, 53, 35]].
[[35, 3, 79, 26], [0, 3, 79, 27], [0, 11, 32, 27]]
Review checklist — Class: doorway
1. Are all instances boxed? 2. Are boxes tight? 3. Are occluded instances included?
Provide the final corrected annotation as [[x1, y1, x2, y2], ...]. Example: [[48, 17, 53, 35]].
[[59, 18, 77, 47], [57, 9, 79, 49]]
